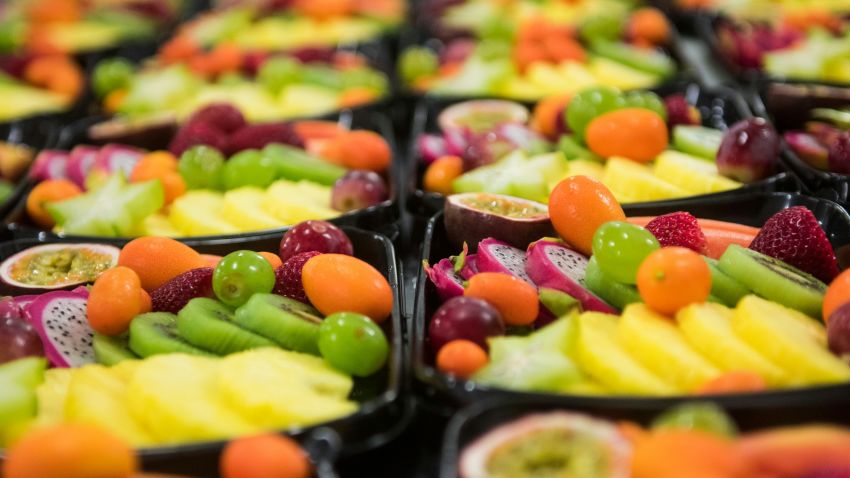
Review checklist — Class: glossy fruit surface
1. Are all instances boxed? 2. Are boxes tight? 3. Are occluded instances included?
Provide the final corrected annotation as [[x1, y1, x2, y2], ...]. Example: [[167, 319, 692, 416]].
[[423, 155, 464, 195], [179, 145, 225, 190], [585, 108, 668, 162], [698, 371, 768, 395], [222, 150, 276, 190], [716, 118, 780, 183], [26, 179, 82, 228], [592, 221, 660, 285], [213, 251, 276, 307], [429, 296, 505, 352], [651, 402, 737, 438], [279, 220, 353, 261], [87, 266, 145, 336], [302, 254, 393, 323], [436, 339, 488, 379], [464, 272, 538, 326], [548, 176, 625, 256], [318, 312, 389, 377], [828, 302, 850, 356], [0, 307, 43, 364], [824, 269, 850, 323], [636, 247, 711, 315], [331, 170, 388, 212], [220, 433, 310, 478]]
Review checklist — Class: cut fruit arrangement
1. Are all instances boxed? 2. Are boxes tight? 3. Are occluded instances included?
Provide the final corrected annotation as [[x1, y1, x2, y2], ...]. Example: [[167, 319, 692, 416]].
[[416, 87, 781, 205], [784, 105, 850, 175], [21, 104, 392, 237], [0, 54, 83, 122], [399, 7, 677, 99], [424, 182, 850, 397], [0, 220, 394, 448]]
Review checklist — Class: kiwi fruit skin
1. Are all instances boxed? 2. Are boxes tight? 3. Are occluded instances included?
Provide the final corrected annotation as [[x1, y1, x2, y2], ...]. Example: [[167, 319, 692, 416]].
[[234, 294, 322, 355], [718, 245, 826, 318], [584, 257, 640, 311], [129, 312, 214, 358], [93, 333, 139, 366], [177, 298, 277, 355], [704, 257, 750, 308]]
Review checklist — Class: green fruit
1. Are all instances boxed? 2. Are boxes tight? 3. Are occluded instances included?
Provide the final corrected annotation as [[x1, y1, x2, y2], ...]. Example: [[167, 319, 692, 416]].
[[92, 58, 135, 98], [589, 40, 676, 77], [592, 221, 660, 285], [222, 149, 277, 190], [234, 294, 322, 355], [213, 251, 276, 307], [623, 90, 667, 120], [179, 145, 225, 190], [673, 126, 724, 160], [398, 46, 439, 85], [704, 257, 750, 308], [258, 57, 303, 94], [651, 402, 738, 438], [580, 15, 624, 43], [584, 256, 641, 310], [318, 312, 389, 377], [128, 312, 213, 358], [566, 87, 625, 142], [177, 298, 277, 355], [93, 333, 138, 365], [341, 67, 388, 92], [558, 135, 601, 161], [538, 288, 580, 317], [262, 144, 346, 186]]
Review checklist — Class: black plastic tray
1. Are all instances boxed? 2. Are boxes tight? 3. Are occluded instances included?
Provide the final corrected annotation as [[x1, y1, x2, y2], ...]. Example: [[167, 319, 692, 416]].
[[405, 80, 798, 217], [2, 107, 402, 244], [0, 225, 410, 475], [412, 191, 850, 422]]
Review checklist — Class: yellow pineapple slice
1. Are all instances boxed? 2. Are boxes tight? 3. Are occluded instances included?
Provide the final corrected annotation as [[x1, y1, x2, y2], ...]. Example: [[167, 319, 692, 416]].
[[619, 304, 721, 392], [566, 159, 605, 181], [677, 303, 789, 386], [228, 348, 353, 398], [169, 191, 240, 236], [603, 157, 689, 202], [654, 151, 742, 195], [263, 180, 338, 224], [34, 368, 73, 427], [140, 213, 181, 237], [587, 57, 659, 90], [575, 312, 676, 395], [223, 187, 288, 232], [733, 296, 850, 384]]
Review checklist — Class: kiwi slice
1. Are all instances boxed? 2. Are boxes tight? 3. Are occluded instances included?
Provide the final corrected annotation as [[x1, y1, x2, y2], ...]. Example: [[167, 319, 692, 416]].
[[177, 298, 277, 355], [92, 333, 139, 366], [233, 294, 322, 355], [584, 257, 640, 310], [128, 312, 214, 358], [718, 245, 827, 318], [704, 257, 751, 308]]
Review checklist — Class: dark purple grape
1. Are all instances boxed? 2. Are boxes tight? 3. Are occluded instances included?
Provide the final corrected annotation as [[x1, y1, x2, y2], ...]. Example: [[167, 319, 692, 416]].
[[429, 296, 505, 353], [828, 132, 850, 174], [0, 313, 43, 364], [279, 220, 353, 262], [716, 117, 780, 183], [331, 170, 388, 213], [828, 302, 850, 356]]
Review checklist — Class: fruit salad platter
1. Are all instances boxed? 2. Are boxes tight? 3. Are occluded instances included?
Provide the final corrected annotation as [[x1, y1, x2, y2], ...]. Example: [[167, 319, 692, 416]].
[[0, 121, 56, 223], [4, 105, 398, 240], [0, 53, 85, 124], [398, 6, 680, 99], [407, 82, 795, 216], [442, 399, 850, 478], [414, 185, 850, 419], [0, 221, 405, 467], [170, 0, 405, 53]]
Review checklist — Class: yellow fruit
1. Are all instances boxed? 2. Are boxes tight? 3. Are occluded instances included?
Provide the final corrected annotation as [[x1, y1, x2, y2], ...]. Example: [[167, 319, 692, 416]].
[[34, 368, 73, 427], [575, 312, 676, 395], [228, 348, 353, 398], [139, 213, 181, 237], [169, 191, 240, 236], [733, 296, 850, 384], [676, 303, 788, 386], [566, 159, 605, 180], [653, 151, 741, 195], [587, 57, 659, 89], [619, 304, 721, 392], [223, 187, 287, 231], [263, 180, 337, 224], [603, 157, 689, 202]]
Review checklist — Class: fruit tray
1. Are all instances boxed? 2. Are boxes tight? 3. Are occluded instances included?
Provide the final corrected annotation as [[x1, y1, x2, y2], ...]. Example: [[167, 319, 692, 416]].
[[2, 106, 402, 244], [405, 80, 799, 218], [0, 225, 409, 475], [0, 120, 59, 229], [412, 191, 850, 422]]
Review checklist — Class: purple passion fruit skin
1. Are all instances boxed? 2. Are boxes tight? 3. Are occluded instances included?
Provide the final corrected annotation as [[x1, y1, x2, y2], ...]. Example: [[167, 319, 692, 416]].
[[438, 100, 530, 134], [0, 244, 120, 291], [444, 192, 555, 249]]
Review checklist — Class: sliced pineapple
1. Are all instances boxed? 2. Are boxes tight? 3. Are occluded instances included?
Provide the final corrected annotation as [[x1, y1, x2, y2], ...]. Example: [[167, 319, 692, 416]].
[[654, 151, 742, 195], [603, 157, 689, 202], [567, 159, 605, 182], [733, 296, 850, 384], [34, 368, 73, 427], [229, 348, 353, 398], [677, 303, 788, 386], [169, 191, 240, 236], [263, 180, 338, 224], [619, 304, 721, 392], [223, 187, 288, 231], [587, 57, 660, 90], [575, 312, 676, 395], [138, 213, 181, 237]]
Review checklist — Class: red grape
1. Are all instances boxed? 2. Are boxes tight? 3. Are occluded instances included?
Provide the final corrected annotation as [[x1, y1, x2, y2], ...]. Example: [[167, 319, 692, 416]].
[[279, 220, 353, 262], [716, 117, 780, 183], [0, 299, 43, 364], [331, 170, 388, 213], [828, 302, 850, 356], [429, 297, 505, 353], [828, 132, 850, 174]]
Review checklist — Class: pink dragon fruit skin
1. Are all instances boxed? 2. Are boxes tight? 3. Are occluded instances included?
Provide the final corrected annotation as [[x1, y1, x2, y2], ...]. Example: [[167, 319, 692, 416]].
[[476, 238, 534, 284], [424, 258, 465, 300], [459, 254, 478, 280], [29, 150, 69, 181], [27, 290, 94, 367], [66, 145, 99, 189], [526, 240, 616, 314], [93, 144, 145, 178], [418, 134, 448, 165]]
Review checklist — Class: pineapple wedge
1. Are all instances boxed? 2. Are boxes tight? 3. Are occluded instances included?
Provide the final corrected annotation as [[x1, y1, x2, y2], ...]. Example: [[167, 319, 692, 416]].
[[223, 187, 288, 231], [619, 304, 721, 392], [170, 191, 240, 236], [64, 364, 153, 446], [576, 312, 676, 395], [263, 180, 338, 224], [126, 354, 258, 443], [230, 348, 353, 398], [139, 213, 181, 237], [677, 303, 788, 386], [566, 159, 605, 182], [603, 157, 689, 202], [34, 368, 73, 427], [733, 296, 850, 384], [587, 57, 660, 90], [654, 151, 742, 195]]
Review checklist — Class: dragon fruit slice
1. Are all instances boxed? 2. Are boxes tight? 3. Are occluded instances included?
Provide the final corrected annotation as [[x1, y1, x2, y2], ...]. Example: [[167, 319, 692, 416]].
[[30, 150, 69, 181], [93, 144, 145, 178], [27, 290, 94, 368], [526, 240, 616, 314], [476, 238, 534, 284], [418, 134, 448, 165], [459, 253, 478, 280], [66, 145, 99, 189], [424, 258, 465, 300]]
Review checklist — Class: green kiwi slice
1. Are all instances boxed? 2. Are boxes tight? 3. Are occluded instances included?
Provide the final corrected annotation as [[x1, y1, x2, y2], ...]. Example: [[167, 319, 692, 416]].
[[233, 294, 322, 355], [92, 333, 139, 366], [128, 312, 213, 358], [718, 245, 827, 318], [177, 298, 277, 355], [584, 257, 640, 311], [704, 257, 751, 308]]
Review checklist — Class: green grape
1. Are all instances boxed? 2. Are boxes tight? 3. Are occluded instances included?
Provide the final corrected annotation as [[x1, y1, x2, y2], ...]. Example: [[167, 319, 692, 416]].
[[0, 179, 14, 204], [580, 15, 625, 43], [341, 67, 388, 92], [318, 312, 389, 377], [623, 91, 667, 120], [300, 65, 345, 90], [217, 72, 248, 86], [258, 57, 303, 94], [591, 221, 659, 285], [398, 47, 438, 85], [179, 145, 225, 190], [651, 402, 738, 438], [92, 58, 135, 98], [566, 86, 625, 142], [221, 150, 277, 190], [213, 250, 276, 307], [477, 40, 512, 61]]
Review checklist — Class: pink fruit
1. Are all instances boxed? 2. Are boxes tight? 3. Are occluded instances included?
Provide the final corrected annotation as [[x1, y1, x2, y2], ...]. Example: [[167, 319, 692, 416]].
[[475, 238, 534, 284], [65, 145, 99, 189], [418, 134, 448, 165], [27, 290, 92, 368], [429, 296, 504, 352], [784, 131, 829, 170], [227, 122, 303, 155], [169, 122, 229, 156], [716, 117, 780, 183], [92, 144, 145, 178], [828, 302, 850, 356], [273, 251, 321, 304], [645, 212, 707, 254], [0, 298, 43, 364], [331, 170, 388, 212], [664, 94, 701, 128], [828, 132, 850, 174], [459, 254, 478, 280], [424, 258, 465, 301], [150, 267, 214, 314], [187, 103, 246, 134], [29, 150, 69, 181], [278, 220, 353, 262]]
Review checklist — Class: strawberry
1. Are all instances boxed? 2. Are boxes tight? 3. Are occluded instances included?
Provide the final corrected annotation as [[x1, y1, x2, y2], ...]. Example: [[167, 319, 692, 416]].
[[227, 122, 303, 155], [168, 122, 228, 156], [663, 94, 701, 128], [273, 251, 322, 304], [151, 267, 214, 313], [645, 212, 707, 254], [186, 103, 246, 134], [749, 206, 840, 283]]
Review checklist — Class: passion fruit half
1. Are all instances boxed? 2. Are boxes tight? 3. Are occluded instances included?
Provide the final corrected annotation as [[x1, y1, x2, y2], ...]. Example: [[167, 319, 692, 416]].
[[438, 100, 530, 134], [459, 412, 632, 478], [445, 192, 554, 249], [87, 114, 178, 150], [0, 243, 120, 293]]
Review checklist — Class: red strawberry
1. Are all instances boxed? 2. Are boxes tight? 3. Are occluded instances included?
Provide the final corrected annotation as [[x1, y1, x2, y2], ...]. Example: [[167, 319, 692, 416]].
[[749, 206, 840, 283], [273, 251, 322, 304], [227, 122, 304, 154], [645, 212, 707, 254], [151, 267, 215, 313], [664, 94, 701, 128], [169, 122, 228, 156], [186, 103, 246, 134]]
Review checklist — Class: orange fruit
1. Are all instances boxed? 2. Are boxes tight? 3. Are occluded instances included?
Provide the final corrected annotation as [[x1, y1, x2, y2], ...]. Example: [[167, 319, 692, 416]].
[[464, 272, 538, 326], [631, 430, 744, 478], [423, 155, 463, 195], [340, 88, 378, 108], [824, 269, 850, 323], [293, 121, 346, 141], [3, 424, 137, 478], [139, 288, 152, 314], [87, 266, 145, 336], [200, 254, 223, 268], [436, 339, 489, 379], [585, 108, 669, 163], [26, 179, 82, 228], [293, 0, 352, 20], [302, 254, 393, 323], [118, 237, 204, 291], [532, 94, 571, 139], [159, 172, 187, 205], [130, 151, 177, 182], [636, 247, 711, 316], [628, 7, 671, 46], [104, 89, 127, 112], [220, 434, 310, 478], [320, 131, 392, 172], [698, 371, 768, 395], [259, 251, 283, 269], [548, 175, 625, 256]]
